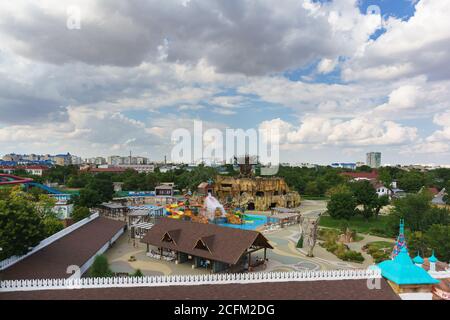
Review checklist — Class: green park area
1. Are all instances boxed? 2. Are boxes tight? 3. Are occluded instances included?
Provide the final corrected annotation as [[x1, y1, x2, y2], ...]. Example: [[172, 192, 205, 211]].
[[319, 215, 391, 237]]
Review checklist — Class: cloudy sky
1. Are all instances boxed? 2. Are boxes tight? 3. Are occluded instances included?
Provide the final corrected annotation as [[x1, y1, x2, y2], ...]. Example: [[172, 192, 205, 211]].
[[0, 0, 449, 165]]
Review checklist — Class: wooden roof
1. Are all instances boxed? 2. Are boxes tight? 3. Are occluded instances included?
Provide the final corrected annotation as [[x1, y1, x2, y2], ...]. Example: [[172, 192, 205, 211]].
[[141, 218, 273, 265]]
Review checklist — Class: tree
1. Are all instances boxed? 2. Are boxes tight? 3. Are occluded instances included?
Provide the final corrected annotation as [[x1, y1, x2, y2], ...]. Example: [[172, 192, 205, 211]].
[[406, 230, 430, 258], [73, 188, 103, 208], [131, 269, 144, 277], [86, 178, 114, 202], [389, 192, 435, 232], [425, 224, 450, 261], [351, 180, 378, 220], [326, 184, 352, 197], [305, 181, 320, 196], [378, 168, 393, 189], [356, 165, 372, 172], [327, 191, 357, 220], [374, 195, 390, 219], [398, 171, 426, 193], [71, 206, 91, 222], [89, 255, 113, 277], [0, 191, 45, 260]]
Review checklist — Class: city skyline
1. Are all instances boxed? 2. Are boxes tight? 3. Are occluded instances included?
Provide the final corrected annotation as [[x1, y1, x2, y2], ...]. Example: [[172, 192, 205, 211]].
[[1, 1, 450, 165]]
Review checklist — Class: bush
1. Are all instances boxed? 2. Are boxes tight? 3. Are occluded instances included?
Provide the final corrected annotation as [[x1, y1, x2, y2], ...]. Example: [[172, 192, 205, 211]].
[[71, 206, 91, 222], [296, 235, 303, 248], [131, 269, 144, 277], [89, 255, 113, 277], [339, 250, 364, 263]]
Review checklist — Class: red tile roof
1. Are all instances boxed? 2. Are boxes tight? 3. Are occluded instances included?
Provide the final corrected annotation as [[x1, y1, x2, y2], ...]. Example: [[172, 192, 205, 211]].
[[341, 170, 379, 180]]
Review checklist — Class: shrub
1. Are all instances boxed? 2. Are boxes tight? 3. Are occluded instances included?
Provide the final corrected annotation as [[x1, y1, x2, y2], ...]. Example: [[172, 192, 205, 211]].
[[131, 269, 144, 277], [339, 250, 364, 263], [296, 235, 303, 248], [89, 255, 113, 277]]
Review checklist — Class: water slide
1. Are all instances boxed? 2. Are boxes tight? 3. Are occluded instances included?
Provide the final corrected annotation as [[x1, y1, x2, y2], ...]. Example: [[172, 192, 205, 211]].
[[26, 182, 63, 195], [0, 173, 33, 185], [0, 174, 64, 195]]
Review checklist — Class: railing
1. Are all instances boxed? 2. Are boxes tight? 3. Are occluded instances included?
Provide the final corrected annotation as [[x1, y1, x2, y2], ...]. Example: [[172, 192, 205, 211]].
[[0, 269, 381, 292], [0, 213, 100, 271]]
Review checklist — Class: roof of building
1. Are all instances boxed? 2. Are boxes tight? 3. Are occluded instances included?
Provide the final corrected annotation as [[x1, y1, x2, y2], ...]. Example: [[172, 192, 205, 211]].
[[155, 184, 174, 189], [100, 202, 128, 209], [340, 170, 379, 180], [377, 247, 440, 285], [413, 253, 424, 264], [141, 218, 273, 265], [0, 278, 400, 300], [428, 251, 438, 263], [0, 217, 126, 280]]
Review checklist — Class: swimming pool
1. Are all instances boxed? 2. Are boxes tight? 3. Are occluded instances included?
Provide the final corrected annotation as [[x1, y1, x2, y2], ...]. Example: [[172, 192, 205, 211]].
[[215, 214, 275, 230]]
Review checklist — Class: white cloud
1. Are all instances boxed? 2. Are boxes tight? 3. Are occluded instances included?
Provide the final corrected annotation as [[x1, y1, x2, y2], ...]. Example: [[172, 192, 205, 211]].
[[343, 0, 450, 81], [317, 58, 337, 74], [258, 116, 418, 148]]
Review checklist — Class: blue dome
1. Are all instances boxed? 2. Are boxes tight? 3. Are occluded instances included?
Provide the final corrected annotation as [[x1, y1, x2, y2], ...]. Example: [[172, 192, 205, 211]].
[[378, 247, 439, 285], [429, 251, 438, 263], [413, 253, 424, 264]]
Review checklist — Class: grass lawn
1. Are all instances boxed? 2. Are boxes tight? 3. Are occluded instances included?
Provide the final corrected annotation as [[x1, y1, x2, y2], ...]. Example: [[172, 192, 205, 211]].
[[319, 215, 393, 237]]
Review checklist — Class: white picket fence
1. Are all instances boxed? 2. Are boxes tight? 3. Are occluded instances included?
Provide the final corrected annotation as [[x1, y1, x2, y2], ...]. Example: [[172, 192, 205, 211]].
[[0, 269, 381, 292], [0, 213, 100, 271]]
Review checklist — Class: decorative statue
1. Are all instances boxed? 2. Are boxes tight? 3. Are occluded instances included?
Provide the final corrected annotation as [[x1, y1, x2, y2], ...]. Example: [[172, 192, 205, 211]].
[[300, 216, 320, 257]]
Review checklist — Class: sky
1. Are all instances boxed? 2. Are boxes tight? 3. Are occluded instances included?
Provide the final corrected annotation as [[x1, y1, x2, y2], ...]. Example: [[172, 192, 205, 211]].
[[0, 0, 449, 165]]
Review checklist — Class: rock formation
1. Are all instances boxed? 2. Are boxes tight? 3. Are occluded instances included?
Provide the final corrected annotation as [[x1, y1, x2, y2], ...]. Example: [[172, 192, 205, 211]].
[[213, 175, 301, 211]]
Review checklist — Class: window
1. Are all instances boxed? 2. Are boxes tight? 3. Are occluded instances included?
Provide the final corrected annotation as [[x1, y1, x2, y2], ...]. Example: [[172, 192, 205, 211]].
[[162, 232, 174, 244], [194, 239, 208, 251]]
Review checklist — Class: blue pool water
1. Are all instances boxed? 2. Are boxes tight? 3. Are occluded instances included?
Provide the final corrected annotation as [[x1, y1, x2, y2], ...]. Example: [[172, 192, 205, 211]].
[[216, 214, 274, 230]]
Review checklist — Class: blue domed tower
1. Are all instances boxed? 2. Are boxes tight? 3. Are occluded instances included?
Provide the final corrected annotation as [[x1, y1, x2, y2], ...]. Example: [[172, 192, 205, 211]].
[[377, 220, 439, 294], [413, 252, 424, 267], [428, 250, 438, 272]]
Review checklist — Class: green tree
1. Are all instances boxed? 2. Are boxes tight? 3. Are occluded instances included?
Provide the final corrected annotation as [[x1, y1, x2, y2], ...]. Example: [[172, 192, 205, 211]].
[[374, 195, 390, 219], [406, 230, 430, 258], [0, 191, 45, 259], [397, 170, 426, 193], [327, 191, 357, 220], [73, 188, 103, 208], [89, 255, 113, 277], [71, 206, 91, 222], [425, 224, 450, 261], [356, 165, 372, 172], [389, 192, 436, 232], [86, 178, 114, 202], [351, 180, 378, 220], [378, 168, 393, 189], [305, 181, 320, 196], [326, 184, 352, 197], [131, 269, 144, 277]]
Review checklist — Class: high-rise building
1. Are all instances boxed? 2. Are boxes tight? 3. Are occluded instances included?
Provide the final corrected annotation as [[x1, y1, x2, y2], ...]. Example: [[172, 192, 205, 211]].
[[366, 152, 381, 168]]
